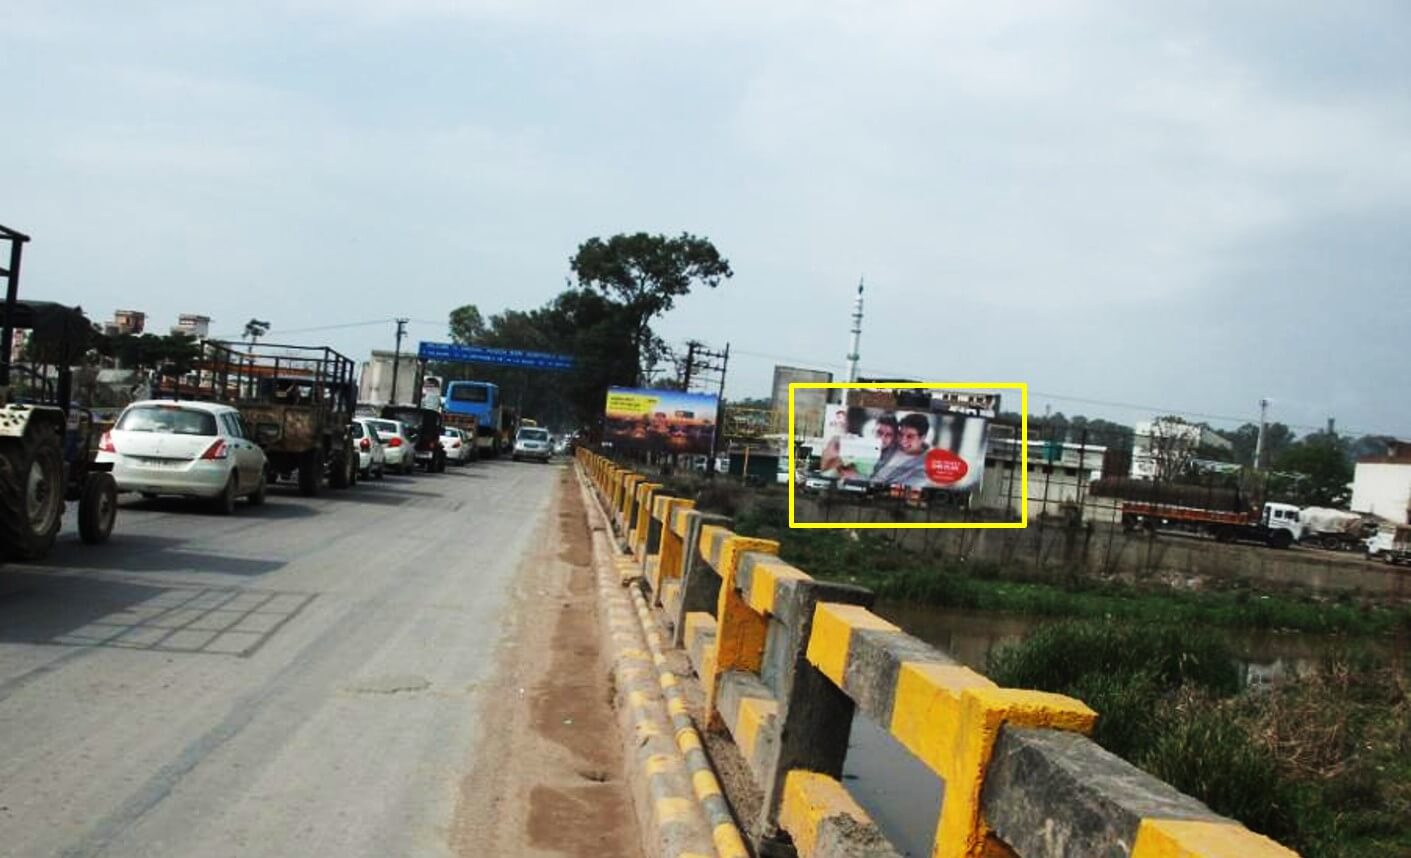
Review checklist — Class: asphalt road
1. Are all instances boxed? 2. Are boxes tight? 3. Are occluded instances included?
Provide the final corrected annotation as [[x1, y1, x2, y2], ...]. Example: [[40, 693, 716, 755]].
[[0, 458, 563, 857]]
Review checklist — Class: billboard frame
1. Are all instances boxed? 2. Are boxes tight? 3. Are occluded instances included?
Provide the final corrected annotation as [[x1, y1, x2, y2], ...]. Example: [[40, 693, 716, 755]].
[[787, 381, 1029, 529]]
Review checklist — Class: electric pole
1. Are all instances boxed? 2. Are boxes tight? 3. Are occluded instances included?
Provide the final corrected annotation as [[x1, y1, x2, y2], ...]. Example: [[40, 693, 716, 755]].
[[1254, 397, 1269, 470], [390, 318, 408, 405]]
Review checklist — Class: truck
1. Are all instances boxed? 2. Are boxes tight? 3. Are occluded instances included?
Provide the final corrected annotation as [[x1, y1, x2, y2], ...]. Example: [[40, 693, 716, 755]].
[[1298, 507, 1377, 552], [443, 380, 504, 457], [1380, 525, 1411, 566], [1093, 478, 1302, 548], [0, 225, 118, 558], [201, 341, 358, 495]]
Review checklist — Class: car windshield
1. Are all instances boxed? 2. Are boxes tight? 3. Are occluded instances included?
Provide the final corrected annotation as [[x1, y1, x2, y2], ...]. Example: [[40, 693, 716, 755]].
[[368, 420, 401, 438], [518, 429, 549, 442], [118, 405, 218, 436]]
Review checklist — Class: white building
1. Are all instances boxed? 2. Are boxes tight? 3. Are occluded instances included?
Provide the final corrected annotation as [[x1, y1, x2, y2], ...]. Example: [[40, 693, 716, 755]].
[[1350, 440, 1411, 524], [979, 438, 1108, 521], [1130, 418, 1232, 480], [171, 314, 211, 339]]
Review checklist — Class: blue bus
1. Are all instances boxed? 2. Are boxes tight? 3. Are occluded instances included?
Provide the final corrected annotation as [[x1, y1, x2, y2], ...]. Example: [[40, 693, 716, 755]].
[[443, 380, 503, 455]]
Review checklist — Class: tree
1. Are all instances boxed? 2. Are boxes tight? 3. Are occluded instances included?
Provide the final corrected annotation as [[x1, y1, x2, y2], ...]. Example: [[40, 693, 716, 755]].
[[1272, 434, 1353, 507], [570, 232, 733, 384], [448, 305, 486, 345]]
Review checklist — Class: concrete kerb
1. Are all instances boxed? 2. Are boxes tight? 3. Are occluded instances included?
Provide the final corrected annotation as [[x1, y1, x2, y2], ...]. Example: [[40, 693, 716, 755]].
[[576, 465, 717, 858]]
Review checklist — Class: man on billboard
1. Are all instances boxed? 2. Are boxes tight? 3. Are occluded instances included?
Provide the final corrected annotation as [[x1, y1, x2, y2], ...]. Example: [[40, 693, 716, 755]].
[[870, 412, 932, 488], [872, 413, 900, 472]]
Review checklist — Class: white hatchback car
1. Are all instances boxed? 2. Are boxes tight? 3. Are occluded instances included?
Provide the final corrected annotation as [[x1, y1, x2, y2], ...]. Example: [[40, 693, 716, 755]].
[[351, 419, 386, 479], [363, 418, 416, 474], [439, 427, 474, 465], [98, 400, 268, 514]]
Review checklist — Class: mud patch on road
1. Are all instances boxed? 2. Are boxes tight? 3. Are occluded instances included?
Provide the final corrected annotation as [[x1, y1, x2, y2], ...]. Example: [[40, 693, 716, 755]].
[[451, 469, 639, 858]]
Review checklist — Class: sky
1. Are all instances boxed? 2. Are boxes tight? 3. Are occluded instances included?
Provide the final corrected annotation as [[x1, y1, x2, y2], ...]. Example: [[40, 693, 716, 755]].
[[4, 1, 1408, 438]]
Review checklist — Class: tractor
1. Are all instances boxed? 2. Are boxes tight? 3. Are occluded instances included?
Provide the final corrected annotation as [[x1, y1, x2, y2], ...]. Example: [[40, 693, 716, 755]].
[[0, 224, 117, 559]]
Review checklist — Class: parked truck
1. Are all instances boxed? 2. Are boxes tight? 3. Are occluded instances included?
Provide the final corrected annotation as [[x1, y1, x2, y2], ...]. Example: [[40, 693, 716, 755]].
[[1298, 507, 1378, 552], [1093, 478, 1303, 548], [202, 341, 358, 495]]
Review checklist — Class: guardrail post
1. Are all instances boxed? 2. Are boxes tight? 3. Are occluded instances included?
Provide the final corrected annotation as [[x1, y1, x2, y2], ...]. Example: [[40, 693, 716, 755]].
[[704, 534, 780, 728], [650, 497, 695, 605], [754, 577, 875, 840], [633, 482, 661, 558], [670, 510, 732, 647]]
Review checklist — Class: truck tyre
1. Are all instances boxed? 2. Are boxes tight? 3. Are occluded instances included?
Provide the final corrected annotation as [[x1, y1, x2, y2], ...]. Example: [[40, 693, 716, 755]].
[[299, 449, 323, 497], [1267, 529, 1293, 549], [78, 471, 118, 545], [0, 430, 65, 561], [330, 441, 352, 490], [434, 449, 447, 473]]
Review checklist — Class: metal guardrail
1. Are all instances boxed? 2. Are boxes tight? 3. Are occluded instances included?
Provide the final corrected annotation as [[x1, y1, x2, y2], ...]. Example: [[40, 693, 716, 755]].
[[580, 449, 1301, 858]]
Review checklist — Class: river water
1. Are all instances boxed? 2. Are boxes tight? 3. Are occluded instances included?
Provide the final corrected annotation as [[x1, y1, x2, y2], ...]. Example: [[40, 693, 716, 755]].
[[838, 602, 1387, 856]]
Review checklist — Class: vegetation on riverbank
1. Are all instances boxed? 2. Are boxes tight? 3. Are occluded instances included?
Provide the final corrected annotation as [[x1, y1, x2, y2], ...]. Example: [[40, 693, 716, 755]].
[[989, 623, 1411, 857], [727, 502, 1411, 637]]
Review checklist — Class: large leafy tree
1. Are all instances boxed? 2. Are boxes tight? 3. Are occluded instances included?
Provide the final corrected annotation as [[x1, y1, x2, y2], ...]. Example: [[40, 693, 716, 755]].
[[1272, 433, 1354, 507], [570, 232, 732, 384]]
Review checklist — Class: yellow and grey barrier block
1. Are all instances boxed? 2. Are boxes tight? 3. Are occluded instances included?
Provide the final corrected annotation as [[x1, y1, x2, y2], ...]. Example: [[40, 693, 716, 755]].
[[779, 771, 902, 858]]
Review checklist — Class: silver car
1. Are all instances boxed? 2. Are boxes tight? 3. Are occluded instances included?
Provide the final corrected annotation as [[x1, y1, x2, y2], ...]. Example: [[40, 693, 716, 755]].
[[512, 427, 552, 462]]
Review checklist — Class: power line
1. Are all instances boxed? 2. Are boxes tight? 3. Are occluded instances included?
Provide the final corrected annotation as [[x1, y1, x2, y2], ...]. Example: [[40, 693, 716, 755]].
[[210, 317, 447, 340], [721, 343, 1402, 439]]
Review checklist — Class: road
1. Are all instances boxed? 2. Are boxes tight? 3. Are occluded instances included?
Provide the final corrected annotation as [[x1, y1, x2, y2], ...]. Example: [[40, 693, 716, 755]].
[[0, 458, 563, 857]]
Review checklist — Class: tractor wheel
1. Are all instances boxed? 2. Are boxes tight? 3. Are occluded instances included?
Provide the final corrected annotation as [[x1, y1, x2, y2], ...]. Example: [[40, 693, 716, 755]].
[[78, 471, 118, 545], [299, 448, 323, 497], [0, 430, 65, 561]]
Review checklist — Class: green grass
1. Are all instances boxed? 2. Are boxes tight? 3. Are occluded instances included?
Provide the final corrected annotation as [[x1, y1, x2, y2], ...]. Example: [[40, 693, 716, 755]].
[[727, 503, 1411, 638], [987, 622, 1411, 857]]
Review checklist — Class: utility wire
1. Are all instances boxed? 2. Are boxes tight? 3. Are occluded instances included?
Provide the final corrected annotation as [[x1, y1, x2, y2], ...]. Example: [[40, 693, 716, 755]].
[[721, 343, 1400, 439]]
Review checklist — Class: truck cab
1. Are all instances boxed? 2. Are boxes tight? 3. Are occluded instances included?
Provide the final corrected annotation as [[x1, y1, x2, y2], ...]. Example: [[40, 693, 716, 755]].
[[1260, 502, 1303, 546]]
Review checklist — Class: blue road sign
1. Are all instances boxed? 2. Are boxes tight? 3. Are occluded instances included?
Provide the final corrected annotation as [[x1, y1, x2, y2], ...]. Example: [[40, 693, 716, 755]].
[[418, 341, 575, 372]]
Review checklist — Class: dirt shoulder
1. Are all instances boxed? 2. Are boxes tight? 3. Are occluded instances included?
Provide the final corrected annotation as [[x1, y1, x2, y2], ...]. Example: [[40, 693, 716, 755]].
[[450, 466, 640, 857]]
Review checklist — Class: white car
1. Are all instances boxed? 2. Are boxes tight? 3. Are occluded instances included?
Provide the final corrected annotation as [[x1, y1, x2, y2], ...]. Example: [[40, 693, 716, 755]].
[[363, 418, 416, 474], [97, 400, 268, 514], [440, 427, 474, 465], [351, 419, 386, 479], [512, 427, 553, 462]]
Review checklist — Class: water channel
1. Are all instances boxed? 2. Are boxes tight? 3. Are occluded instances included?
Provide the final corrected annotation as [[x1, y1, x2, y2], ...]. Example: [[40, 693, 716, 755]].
[[838, 602, 1389, 856]]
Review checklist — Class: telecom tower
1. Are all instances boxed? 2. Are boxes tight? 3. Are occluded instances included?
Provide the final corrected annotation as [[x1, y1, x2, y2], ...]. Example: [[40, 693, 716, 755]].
[[846, 279, 864, 382]]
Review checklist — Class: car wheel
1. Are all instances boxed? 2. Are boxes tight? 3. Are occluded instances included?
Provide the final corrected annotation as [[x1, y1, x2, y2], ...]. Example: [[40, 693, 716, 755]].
[[214, 473, 237, 515], [376, 463, 386, 480], [141, 492, 160, 500], [248, 470, 267, 506]]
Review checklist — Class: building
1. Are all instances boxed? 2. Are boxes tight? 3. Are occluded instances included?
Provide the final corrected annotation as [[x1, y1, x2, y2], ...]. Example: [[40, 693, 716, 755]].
[[1351, 439, 1411, 523], [103, 309, 146, 336], [1130, 417, 1232, 480], [979, 437, 1109, 521], [171, 314, 211, 339]]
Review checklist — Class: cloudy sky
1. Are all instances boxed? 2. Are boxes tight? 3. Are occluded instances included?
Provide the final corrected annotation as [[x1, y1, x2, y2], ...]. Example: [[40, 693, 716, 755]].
[[4, 1, 1408, 437]]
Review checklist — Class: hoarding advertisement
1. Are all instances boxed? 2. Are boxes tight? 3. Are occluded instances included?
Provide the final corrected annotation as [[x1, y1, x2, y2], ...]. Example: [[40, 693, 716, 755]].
[[814, 401, 990, 491], [603, 387, 719, 455]]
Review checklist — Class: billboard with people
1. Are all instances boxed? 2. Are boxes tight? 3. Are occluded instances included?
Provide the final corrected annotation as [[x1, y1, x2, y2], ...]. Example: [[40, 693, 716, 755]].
[[603, 387, 719, 455], [810, 394, 994, 492]]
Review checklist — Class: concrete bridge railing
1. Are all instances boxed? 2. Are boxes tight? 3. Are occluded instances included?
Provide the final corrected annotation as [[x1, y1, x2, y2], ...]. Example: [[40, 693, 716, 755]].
[[579, 450, 1301, 858]]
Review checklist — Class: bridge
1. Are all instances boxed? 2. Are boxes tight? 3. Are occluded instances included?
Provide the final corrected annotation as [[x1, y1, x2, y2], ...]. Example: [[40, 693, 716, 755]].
[[0, 450, 1303, 856]]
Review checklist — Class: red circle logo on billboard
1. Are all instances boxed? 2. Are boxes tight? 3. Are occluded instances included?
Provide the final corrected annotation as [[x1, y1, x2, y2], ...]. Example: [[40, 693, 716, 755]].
[[925, 449, 968, 485]]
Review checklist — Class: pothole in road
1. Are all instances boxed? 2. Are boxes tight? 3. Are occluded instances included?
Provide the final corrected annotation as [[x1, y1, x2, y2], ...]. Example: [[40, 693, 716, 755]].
[[344, 674, 431, 695]]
